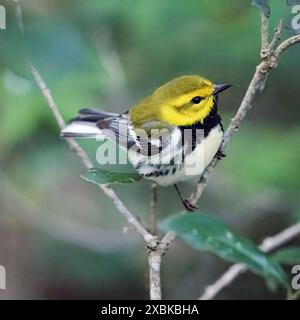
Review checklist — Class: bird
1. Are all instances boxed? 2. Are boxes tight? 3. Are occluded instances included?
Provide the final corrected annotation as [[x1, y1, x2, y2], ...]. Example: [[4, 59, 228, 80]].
[[61, 75, 231, 211]]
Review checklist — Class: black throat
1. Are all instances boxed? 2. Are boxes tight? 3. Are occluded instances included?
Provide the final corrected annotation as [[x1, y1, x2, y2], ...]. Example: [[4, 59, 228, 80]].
[[179, 98, 223, 138]]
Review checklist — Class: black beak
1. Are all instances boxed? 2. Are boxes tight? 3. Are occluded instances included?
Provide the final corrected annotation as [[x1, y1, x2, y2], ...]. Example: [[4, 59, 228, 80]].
[[213, 84, 232, 95]]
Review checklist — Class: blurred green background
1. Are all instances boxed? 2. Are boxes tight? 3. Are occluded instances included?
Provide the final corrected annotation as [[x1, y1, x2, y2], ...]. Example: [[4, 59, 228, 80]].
[[0, 0, 299, 299]]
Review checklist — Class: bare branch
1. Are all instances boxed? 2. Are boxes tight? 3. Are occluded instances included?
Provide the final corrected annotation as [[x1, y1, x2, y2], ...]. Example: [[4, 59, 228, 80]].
[[31, 65, 155, 243], [260, 223, 300, 252], [269, 19, 284, 53], [260, 12, 270, 59], [188, 60, 268, 205], [149, 183, 158, 235], [275, 34, 300, 58], [191, 13, 300, 299], [101, 187, 154, 243], [188, 157, 218, 205], [194, 14, 300, 299], [148, 232, 176, 300], [148, 249, 162, 300], [31, 69, 98, 170], [199, 223, 300, 300], [188, 17, 300, 206], [30, 66, 66, 130]]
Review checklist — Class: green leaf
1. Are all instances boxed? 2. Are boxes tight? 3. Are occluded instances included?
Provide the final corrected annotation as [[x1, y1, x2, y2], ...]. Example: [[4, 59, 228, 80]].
[[81, 168, 141, 185], [160, 212, 288, 287], [271, 247, 300, 265], [251, 0, 270, 17]]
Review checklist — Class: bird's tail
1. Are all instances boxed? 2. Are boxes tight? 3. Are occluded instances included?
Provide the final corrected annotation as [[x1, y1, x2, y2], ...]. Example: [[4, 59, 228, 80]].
[[61, 108, 119, 139]]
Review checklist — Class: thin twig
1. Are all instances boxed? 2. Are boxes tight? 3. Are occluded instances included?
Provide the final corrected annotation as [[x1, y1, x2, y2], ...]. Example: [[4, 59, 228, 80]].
[[260, 223, 300, 252], [30, 65, 154, 242], [188, 61, 268, 205], [148, 232, 176, 300], [269, 19, 284, 53], [148, 249, 162, 300], [274, 34, 300, 58], [149, 183, 158, 235], [188, 19, 300, 206], [199, 223, 300, 300], [196, 12, 300, 299], [260, 12, 269, 59]]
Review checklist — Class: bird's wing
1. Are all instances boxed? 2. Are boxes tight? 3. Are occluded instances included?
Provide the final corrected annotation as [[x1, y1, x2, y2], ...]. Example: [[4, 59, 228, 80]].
[[62, 108, 184, 161], [62, 108, 138, 149], [96, 112, 138, 149]]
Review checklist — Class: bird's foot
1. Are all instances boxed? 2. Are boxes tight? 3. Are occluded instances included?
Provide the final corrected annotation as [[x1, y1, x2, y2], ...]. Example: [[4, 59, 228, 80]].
[[216, 149, 226, 160], [182, 199, 198, 212]]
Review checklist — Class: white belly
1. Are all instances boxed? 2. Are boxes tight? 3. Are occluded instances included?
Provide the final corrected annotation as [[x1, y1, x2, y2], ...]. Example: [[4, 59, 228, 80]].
[[129, 125, 223, 186], [155, 125, 223, 186], [183, 125, 223, 177]]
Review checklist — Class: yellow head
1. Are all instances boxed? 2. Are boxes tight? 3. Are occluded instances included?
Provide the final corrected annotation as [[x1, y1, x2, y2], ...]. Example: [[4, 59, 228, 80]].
[[130, 75, 231, 129]]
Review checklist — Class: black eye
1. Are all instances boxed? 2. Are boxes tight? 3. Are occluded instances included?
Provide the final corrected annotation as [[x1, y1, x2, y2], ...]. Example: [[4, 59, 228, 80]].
[[191, 96, 203, 104]]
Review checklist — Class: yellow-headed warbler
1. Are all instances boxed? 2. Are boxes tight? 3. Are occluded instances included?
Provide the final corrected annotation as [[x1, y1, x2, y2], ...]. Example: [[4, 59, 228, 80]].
[[61, 75, 231, 210]]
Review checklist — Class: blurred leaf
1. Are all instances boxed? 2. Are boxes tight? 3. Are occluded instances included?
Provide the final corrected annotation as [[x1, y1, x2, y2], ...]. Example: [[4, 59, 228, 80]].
[[272, 247, 300, 265], [251, 0, 270, 17], [160, 212, 288, 287], [81, 168, 141, 185]]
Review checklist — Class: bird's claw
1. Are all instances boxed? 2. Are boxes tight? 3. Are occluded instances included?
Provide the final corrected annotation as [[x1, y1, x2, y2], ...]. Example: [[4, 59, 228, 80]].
[[183, 199, 198, 212], [216, 149, 226, 160]]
